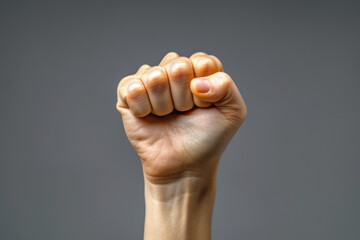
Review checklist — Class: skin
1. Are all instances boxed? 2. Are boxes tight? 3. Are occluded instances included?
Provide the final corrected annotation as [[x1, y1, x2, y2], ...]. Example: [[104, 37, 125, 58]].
[[116, 52, 247, 240]]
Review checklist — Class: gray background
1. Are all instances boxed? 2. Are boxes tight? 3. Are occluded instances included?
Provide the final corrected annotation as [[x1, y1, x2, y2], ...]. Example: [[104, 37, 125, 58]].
[[1, 0, 359, 239]]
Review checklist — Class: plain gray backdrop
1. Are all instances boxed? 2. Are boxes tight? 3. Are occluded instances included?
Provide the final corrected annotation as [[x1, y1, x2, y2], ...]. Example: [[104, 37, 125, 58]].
[[1, 0, 359, 239]]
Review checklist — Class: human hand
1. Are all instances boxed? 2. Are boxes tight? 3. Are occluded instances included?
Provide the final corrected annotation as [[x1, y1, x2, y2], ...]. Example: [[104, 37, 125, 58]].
[[116, 52, 247, 183], [116, 51, 246, 239]]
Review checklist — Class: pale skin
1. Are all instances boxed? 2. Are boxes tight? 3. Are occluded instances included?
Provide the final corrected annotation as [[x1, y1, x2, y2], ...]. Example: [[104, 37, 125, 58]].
[[116, 52, 247, 240]]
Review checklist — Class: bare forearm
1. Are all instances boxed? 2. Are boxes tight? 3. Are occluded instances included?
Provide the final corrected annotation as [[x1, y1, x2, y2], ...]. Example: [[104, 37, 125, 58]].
[[143, 171, 217, 240]]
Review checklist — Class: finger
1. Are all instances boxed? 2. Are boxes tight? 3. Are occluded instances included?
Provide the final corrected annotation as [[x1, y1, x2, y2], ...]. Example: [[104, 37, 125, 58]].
[[189, 52, 208, 58], [164, 57, 194, 111], [208, 55, 223, 71], [190, 52, 223, 107], [190, 72, 247, 123], [125, 79, 152, 117], [190, 53, 223, 77], [192, 94, 212, 108], [116, 75, 137, 108], [116, 76, 152, 117], [159, 52, 180, 66], [136, 64, 151, 75], [141, 66, 174, 116]]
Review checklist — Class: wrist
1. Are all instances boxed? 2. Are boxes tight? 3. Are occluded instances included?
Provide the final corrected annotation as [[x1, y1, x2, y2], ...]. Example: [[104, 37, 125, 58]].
[[143, 170, 217, 240]]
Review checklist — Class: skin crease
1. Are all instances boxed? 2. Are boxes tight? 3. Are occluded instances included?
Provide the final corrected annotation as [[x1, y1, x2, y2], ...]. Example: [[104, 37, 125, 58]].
[[116, 52, 247, 240]]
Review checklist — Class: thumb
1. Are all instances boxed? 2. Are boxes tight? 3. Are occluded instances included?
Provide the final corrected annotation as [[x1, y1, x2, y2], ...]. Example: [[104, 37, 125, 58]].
[[190, 72, 247, 122]]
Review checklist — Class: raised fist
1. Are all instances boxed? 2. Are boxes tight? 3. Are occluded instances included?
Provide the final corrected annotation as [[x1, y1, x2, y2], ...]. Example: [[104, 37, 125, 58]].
[[116, 52, 247, 183]]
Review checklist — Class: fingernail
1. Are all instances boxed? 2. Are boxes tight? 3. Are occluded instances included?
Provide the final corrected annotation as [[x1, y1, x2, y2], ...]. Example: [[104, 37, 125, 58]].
[[194, 78, 210, 93]]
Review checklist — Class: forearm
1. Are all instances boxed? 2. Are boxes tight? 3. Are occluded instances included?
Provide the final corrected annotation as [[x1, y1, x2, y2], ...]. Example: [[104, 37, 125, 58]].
[[143, 171, 217, 240]]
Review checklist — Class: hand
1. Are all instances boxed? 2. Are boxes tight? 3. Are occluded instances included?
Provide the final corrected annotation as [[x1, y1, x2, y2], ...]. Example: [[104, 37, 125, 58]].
[[116, 52, 247, 182], [116, 52, 247, 240]]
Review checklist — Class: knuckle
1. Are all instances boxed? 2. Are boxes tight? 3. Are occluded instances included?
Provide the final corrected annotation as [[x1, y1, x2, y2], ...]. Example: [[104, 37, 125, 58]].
[[127, 82, 145, 100], [167, 51, 179, 56], [190, 51, 208, 58], [144, 67, 168, 93], [242, 105, 248, 120], [199, 56, 214, 67], [139, 64, 151, 70], [211, 72, 232, 100], [170, 56, 190, 64], [117, 75, 135, 95], [216, 72, 232, 84], [193, 56, 217, 75], [169, 58, 193, 84], [160, 52, 180, 65], [209, 55, 223, 70], [136, 64, 151, 75], [120, 75, 135, 83]]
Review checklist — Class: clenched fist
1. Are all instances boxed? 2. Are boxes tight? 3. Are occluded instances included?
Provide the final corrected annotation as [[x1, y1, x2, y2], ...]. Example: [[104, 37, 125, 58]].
[[116, 52, 247, 240], [116, 52, 247, 182]]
